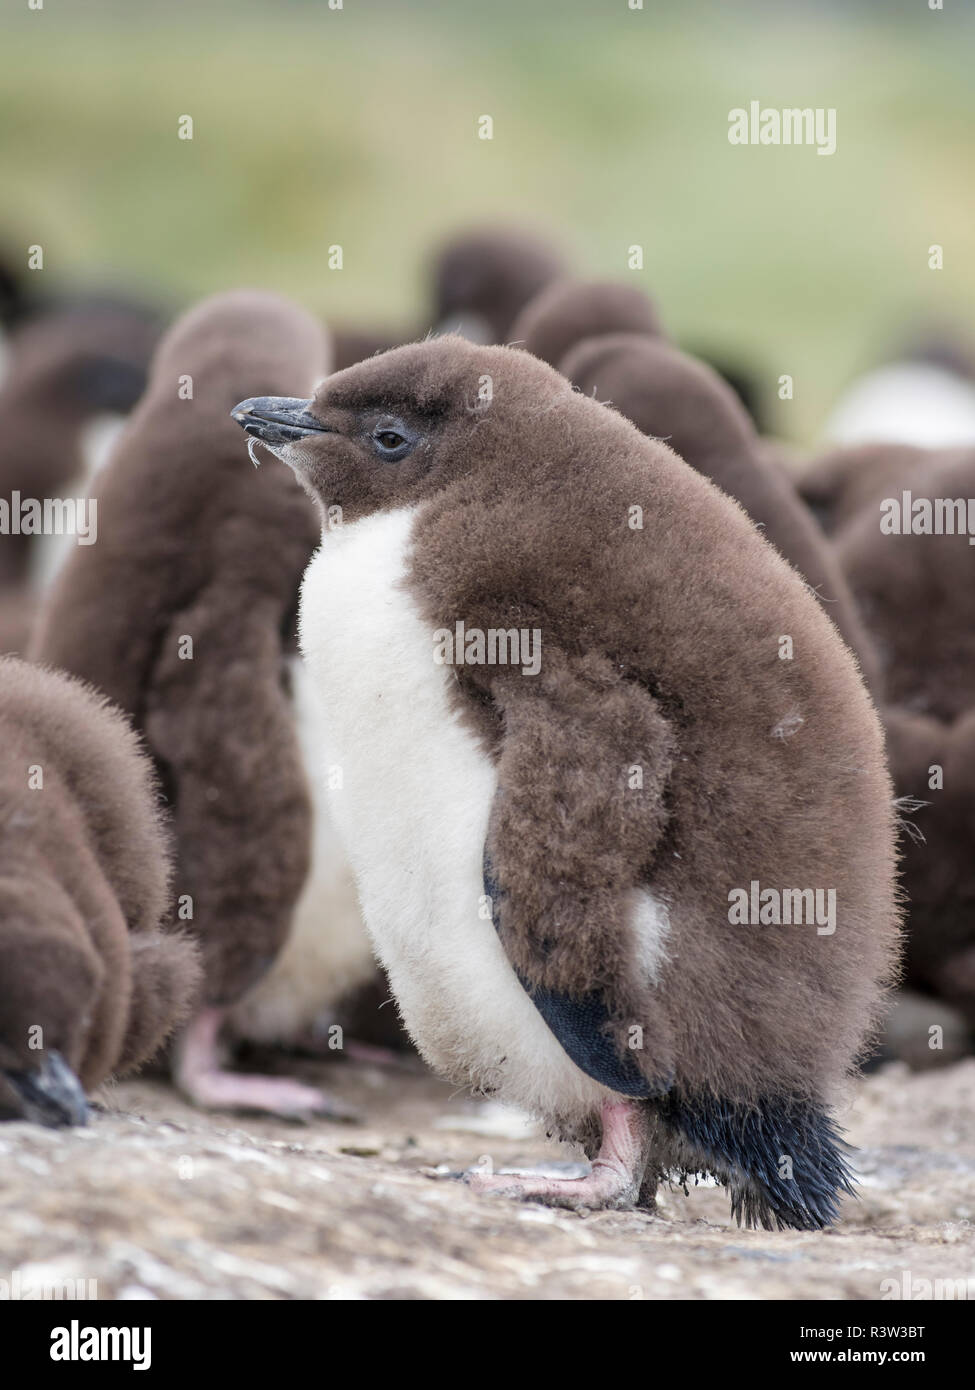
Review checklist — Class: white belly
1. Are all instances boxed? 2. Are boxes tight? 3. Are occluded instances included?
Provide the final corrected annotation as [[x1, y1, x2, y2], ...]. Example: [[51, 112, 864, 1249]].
[[825, 363, 975, 448], [30, 415, 124, 594], [230, 657, 375, 1045], [298, 506, 612, 1126]]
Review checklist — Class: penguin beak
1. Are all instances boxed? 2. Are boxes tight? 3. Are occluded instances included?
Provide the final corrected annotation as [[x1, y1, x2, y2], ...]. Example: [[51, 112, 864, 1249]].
[[3, 1050, 88, 1128], [230, 397, 334, 447]]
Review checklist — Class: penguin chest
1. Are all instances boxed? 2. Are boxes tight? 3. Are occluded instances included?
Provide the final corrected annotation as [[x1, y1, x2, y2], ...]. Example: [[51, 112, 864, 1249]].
[[230, 656, 375, 1045], [298, 507, 610, 1122]]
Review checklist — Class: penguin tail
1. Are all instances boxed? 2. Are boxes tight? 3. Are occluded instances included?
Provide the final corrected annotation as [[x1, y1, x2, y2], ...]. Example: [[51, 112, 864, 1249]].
[[658, 1092, 858, 1232]]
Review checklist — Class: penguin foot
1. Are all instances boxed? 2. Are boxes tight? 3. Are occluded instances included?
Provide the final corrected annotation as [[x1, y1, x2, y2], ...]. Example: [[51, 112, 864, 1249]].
[[173, 1008, 359, 1122], [177, 1069, 359, 1121], [342, 1039, 422, 1071], [465, 1100, 648, 1211]]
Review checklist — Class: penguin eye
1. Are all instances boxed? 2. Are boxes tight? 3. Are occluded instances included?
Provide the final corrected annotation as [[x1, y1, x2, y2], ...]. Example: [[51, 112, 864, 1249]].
[[370, 418, 416, 461]]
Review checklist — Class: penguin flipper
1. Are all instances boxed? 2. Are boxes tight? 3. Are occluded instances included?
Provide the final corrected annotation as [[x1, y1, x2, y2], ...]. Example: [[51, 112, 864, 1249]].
[[482, 656, 677, 1092], [484, 857, 671, 1097]]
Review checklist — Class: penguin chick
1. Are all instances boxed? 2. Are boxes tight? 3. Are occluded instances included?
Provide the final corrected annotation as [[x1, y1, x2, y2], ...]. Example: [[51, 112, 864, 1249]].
[[560, 334, 883, 695], [31, 291, 367, 1119], [831, 454, 975, 1031], [233, 336, 900, 1229], [834, 450, 975, 723], [797, 442, 969, 539], [0, 305, 159, 590], [0, 656, 201, 1126], [508, 280, 768, 430], [509, 279, 662, 366], [328, 227, 566, 370], [882, 707, 975, 1036], [430, 227, 568, 344]]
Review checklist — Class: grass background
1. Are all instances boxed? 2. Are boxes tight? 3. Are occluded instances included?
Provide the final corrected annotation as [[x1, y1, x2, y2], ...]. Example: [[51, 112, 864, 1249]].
[[2, 0, 973, 439]]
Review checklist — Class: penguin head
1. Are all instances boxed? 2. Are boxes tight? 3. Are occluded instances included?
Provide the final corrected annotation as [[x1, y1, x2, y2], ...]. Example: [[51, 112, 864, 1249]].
[[510, 278, 662, 368], [560, 334, 755, 474], [430, 227, 567, 344], [232, 334, 576, 523], [5, 304, 158, 419], [147, 289, 331, 421]]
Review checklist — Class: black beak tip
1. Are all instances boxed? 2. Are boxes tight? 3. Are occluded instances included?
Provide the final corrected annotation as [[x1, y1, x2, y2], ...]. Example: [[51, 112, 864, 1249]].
[[229, 396, 327, 448], [230, 397, 258, 427]]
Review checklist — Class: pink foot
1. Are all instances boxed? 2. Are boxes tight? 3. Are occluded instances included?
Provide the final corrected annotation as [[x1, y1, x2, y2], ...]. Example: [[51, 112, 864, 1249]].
[[465, 1100, 648, 1211], [343, 1039, 420, 1071], [173, 1008, 358, 1122]]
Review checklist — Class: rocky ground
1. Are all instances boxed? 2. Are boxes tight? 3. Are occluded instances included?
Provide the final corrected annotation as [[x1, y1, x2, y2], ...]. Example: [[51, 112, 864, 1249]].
[[2, 1046, 974, 1301]]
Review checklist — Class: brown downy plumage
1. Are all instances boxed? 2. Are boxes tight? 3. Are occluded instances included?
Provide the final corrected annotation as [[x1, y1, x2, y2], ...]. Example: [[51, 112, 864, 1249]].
[[836, 450, 975, 722], [560, 334, 883, 694], [832, 452, 975, 1035], [508, 277, 770, 429], [234, 336, 901, 1230], [509, 279, 662, 365], [30, 290, 362, 1118], [0, 305, 159, 590], [883, 708, 975, 1033], [796, 442, 970, 539], [430, 226, 567, 343], [323, 228, 567, 371], [0, 656, 200, 1127]]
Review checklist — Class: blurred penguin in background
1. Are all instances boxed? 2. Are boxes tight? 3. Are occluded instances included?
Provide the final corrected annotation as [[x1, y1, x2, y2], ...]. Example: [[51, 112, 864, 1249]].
[[825, 328, 975, 449], [33, 290, 377, 1118], [0, 656, 201, 1127], [430, 226, 568, 344], [0, 299, 160, 653]]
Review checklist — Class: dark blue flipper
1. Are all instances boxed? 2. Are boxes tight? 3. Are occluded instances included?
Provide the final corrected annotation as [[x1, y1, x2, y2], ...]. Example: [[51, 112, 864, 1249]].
[[484, 851, 855, 1230], [484, 855, 664, 1098]]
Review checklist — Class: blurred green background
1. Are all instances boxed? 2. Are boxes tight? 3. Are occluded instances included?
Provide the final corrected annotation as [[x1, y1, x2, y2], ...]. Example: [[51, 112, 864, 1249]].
[[2, 0, 973, 439]]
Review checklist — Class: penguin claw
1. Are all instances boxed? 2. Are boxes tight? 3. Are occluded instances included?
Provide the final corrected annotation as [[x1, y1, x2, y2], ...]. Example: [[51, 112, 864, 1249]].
[[464, 1160, 640, 1212], [464, 1098, 649, 1211]]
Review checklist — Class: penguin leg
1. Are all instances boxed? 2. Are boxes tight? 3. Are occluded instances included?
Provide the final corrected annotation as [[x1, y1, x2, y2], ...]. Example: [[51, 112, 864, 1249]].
[[172, 1007, 359, 1121], [148, 600, 357, 1120], [465, 1099, 650, 1210]]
